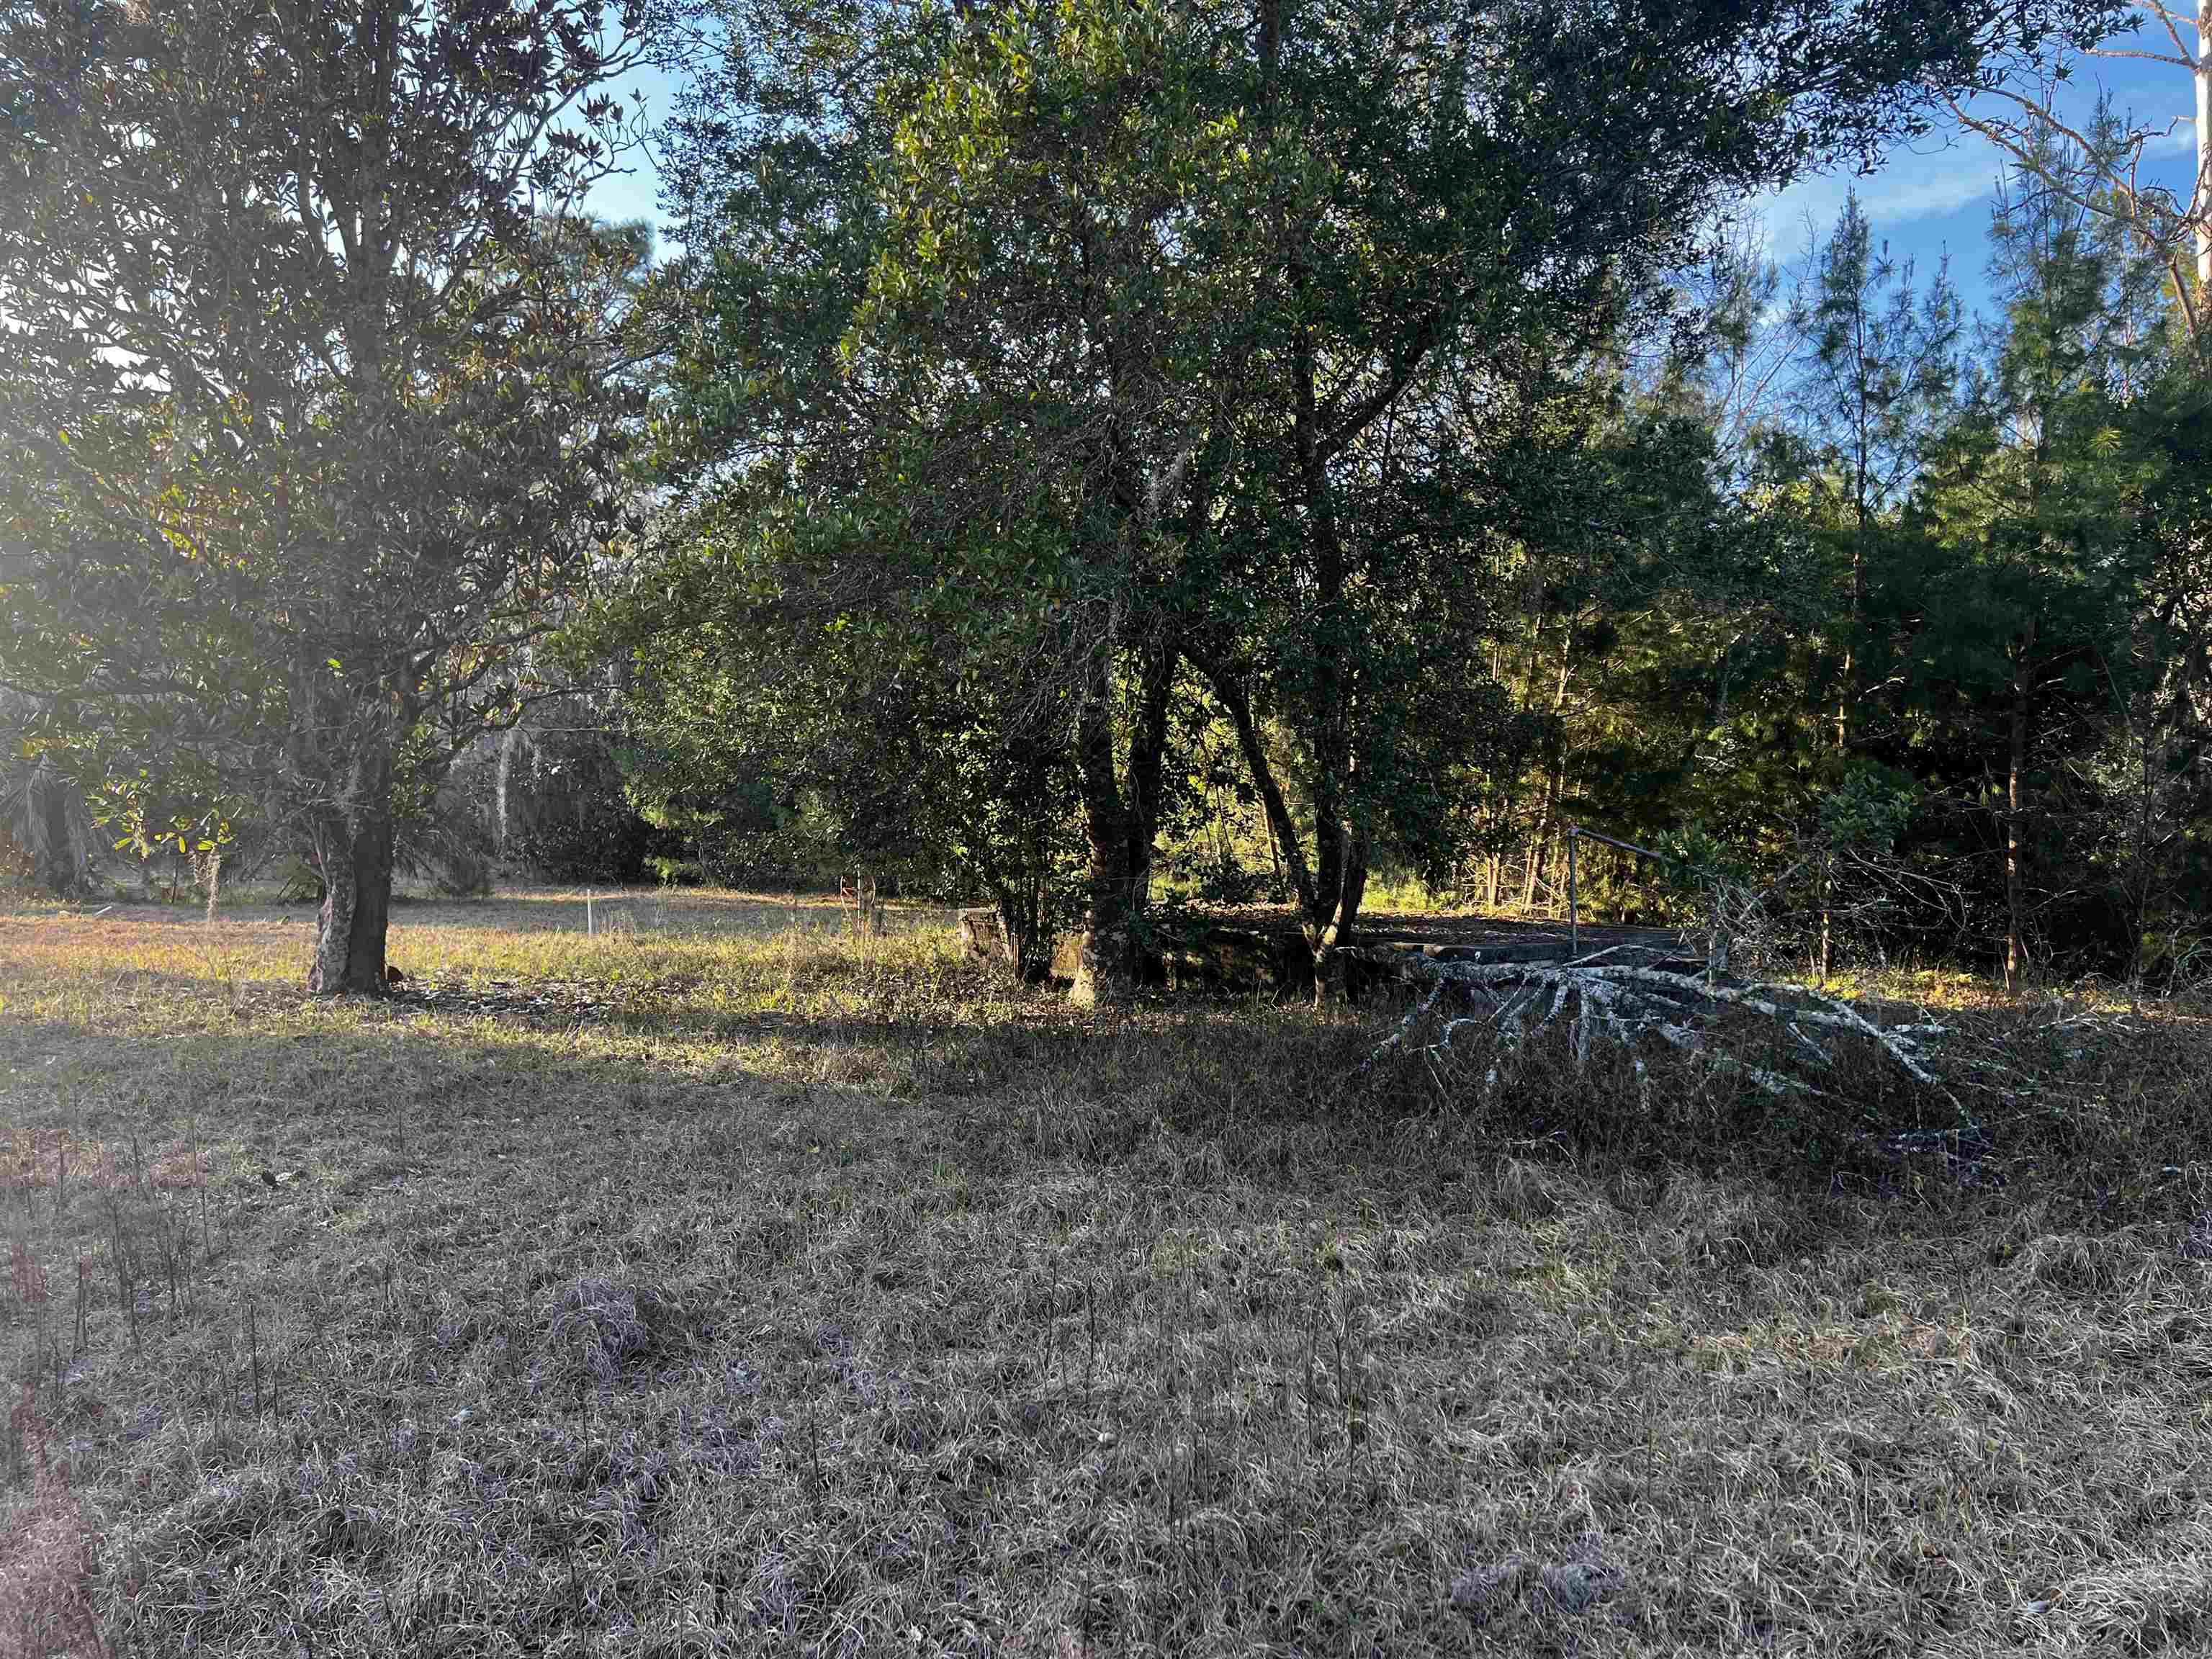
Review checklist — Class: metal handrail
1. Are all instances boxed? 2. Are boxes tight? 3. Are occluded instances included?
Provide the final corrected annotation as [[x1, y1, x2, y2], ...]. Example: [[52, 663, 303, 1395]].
[[1563, 822, 1686, 958]]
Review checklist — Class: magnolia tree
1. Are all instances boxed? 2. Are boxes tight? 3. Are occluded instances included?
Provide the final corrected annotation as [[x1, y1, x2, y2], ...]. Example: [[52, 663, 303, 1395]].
[[0, 0, 661, 989]]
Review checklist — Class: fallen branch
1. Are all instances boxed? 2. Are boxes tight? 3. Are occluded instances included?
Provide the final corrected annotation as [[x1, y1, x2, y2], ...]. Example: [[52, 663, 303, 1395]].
[[1356, 947, 1967, 1121]]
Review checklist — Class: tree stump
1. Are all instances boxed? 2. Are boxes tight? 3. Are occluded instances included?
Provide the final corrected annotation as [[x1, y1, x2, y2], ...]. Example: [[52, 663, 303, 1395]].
[[958, 907, 1009, 966]]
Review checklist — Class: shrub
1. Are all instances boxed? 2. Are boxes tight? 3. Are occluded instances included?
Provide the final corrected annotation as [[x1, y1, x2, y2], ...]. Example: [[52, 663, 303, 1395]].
[[513, 808, 664, 886]]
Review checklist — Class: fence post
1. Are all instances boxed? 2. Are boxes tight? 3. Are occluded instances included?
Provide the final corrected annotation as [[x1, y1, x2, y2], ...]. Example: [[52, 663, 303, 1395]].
[[1566, 824, 1580, 958], [586, 888, 595, 938]]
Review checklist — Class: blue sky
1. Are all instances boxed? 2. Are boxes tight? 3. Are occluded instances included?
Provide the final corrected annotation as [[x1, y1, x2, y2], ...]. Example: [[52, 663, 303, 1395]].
[[585, 30, 2206, 335], [1756, 32, 2202, 325], [577, 61, 677, 250]]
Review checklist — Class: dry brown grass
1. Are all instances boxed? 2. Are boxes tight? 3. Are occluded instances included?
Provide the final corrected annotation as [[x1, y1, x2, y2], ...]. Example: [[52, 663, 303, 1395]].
[[1, 1390, 108, 1659], [3, 889, 2211, 1655]]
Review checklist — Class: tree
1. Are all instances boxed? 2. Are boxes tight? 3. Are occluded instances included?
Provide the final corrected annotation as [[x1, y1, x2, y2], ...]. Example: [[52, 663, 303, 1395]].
[[650, 0, 1220, 1002], [1911, 137, 2170, 988], [1786, 192, 1962, 971], [0, 0, 660, 990], [1940, 5, 2208, 349], [654, 0, 2121, 1002], [1791, 193, 1964, 753]]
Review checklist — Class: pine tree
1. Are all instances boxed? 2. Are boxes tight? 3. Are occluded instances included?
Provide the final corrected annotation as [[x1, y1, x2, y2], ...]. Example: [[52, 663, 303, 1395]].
[[1912, 131, 2168, 987]]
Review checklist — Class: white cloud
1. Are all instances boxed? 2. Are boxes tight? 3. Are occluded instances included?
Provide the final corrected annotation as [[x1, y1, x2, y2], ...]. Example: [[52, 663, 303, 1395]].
[[1747, 132, 2008, 258]]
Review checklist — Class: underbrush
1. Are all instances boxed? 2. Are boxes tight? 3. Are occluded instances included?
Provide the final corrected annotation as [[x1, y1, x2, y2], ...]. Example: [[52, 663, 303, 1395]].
[[3, 896, 2211, 1655]]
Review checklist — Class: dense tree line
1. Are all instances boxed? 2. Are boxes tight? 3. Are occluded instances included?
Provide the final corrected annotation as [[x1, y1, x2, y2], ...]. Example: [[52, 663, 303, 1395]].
[[9, 0, 2207, 1001], [1508, 163, 2212, 992]]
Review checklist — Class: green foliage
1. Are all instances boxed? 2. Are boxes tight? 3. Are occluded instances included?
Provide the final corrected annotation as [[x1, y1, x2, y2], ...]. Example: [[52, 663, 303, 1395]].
[[513, 813, 663, 889], [634, 0, 2095, 988], [0, 0, 662, 986], [86, 774, 238, 866], [1892, 132, 2177, 971], [1819, 768, 1920, 857], [593, 490, 1089, 968]]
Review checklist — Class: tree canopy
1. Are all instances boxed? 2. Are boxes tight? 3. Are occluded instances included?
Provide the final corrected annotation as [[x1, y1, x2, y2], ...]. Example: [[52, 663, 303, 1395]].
[[621, 0, 2134, 999], [1, 0, 662, 986], [7, 0, 2208, 1004]]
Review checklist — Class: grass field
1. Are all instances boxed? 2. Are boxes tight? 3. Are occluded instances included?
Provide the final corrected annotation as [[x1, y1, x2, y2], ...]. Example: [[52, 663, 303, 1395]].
[[4, 889, 2212, 1656]]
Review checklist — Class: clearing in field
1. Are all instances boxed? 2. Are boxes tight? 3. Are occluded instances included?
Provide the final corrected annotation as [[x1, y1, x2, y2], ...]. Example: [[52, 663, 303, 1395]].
[[4, 890, 2211, 1656]]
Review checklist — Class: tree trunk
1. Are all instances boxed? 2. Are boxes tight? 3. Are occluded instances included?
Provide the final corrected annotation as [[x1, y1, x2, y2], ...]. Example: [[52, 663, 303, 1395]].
[[30, 761, 85, 896], [2124, 676, 2160, 1007], [1070, 850, 1132, 1007], [1823, 521, 1866, 981], [1200, 657, 1354, 996], [1065, 623, 1179, 1008], [1123, 629, 1177, 909], [1817, 857, 1835, 984], [992, 889, 1048, 984], [1069, 642, 1136, 1009], [2004, 634, 2033, 996], [307, 747, 397, 996], [309, 812, 395, 994], [1208, 666, 1314, 912], [1520, 634, 1575, 916], [1309, 824, 1368, 1003]]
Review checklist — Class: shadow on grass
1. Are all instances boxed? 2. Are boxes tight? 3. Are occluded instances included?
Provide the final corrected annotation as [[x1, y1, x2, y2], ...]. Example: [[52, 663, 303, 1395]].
[[7, 959, 2204, 1244]]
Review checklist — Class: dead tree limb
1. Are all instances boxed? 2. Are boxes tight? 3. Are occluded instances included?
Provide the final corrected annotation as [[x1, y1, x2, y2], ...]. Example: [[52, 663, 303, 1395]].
[[1357, 947, 1961, 1115]]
